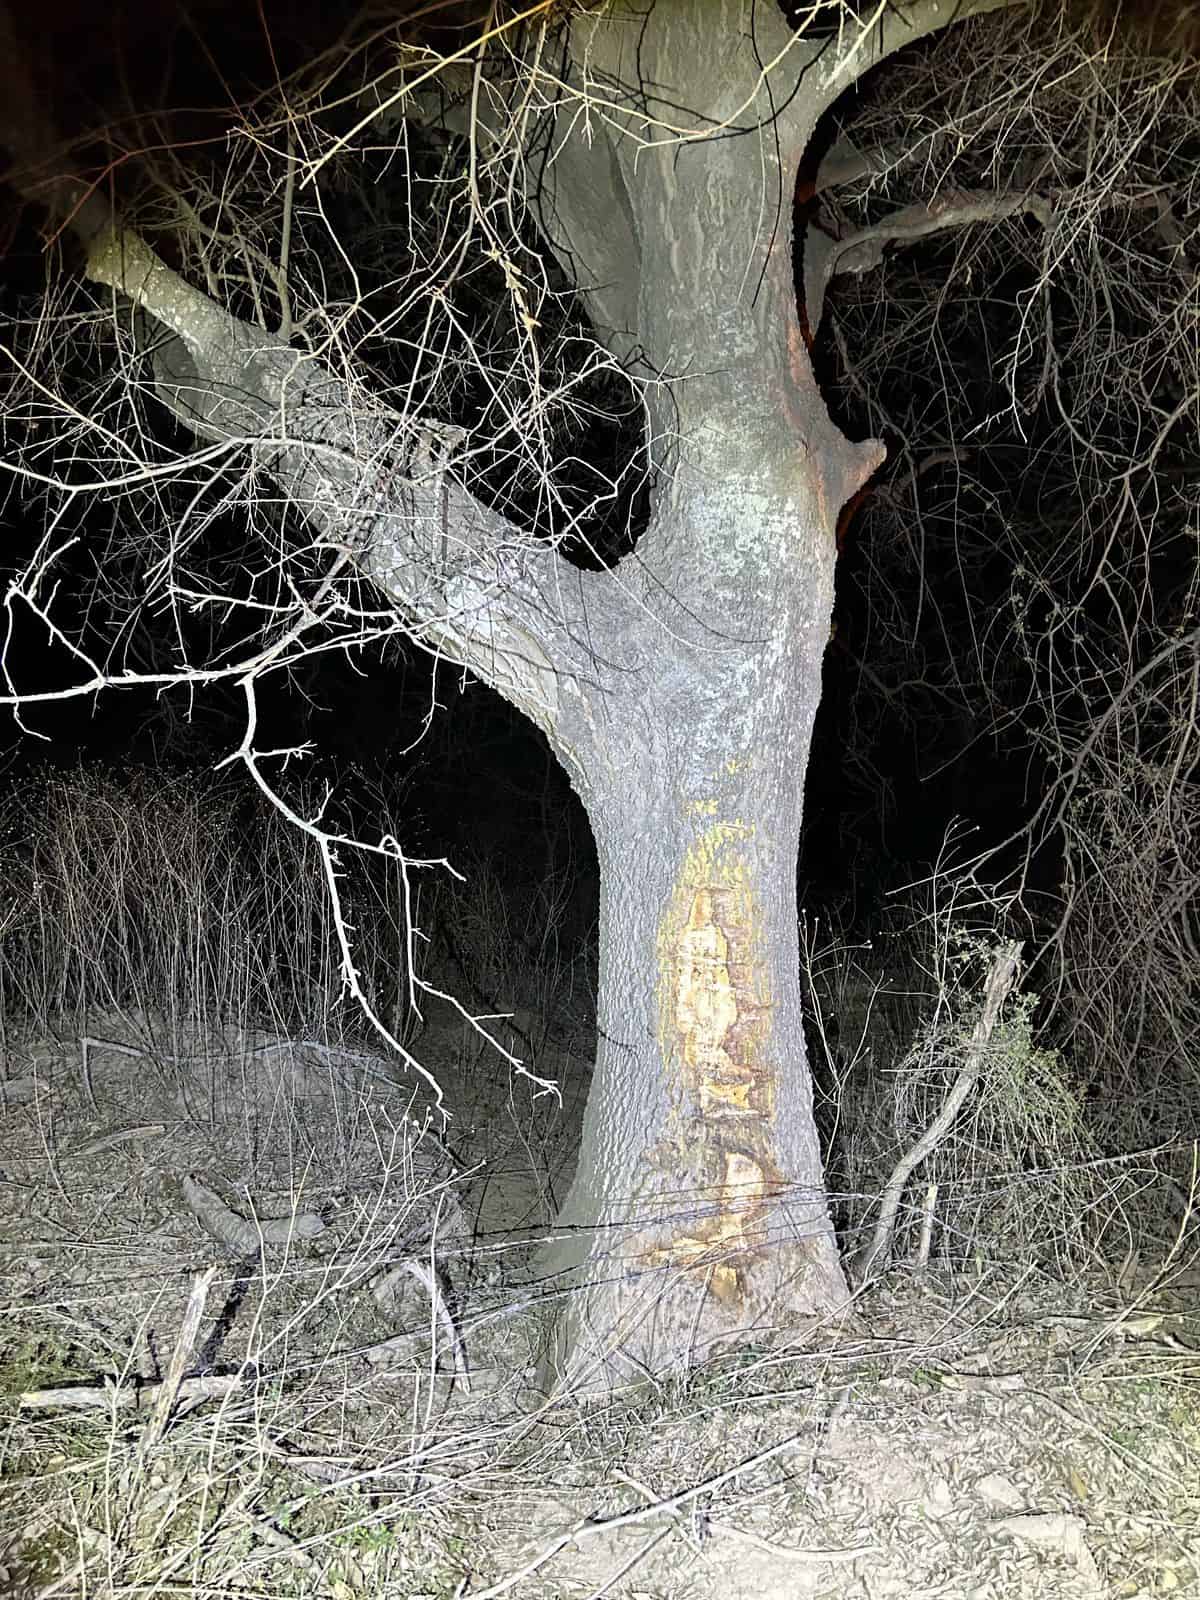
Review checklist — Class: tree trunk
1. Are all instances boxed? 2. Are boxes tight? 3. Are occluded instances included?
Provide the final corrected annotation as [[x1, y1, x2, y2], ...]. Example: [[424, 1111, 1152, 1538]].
[[535, 419, 859, 1387], [544, 714, 848, 1387], [511, 0, 896, 1388]]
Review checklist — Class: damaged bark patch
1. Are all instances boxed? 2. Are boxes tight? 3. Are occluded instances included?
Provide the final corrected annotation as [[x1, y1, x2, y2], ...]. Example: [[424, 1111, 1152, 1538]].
[[644, 820, 787, 1305], [643, 1149, 779, 1305]]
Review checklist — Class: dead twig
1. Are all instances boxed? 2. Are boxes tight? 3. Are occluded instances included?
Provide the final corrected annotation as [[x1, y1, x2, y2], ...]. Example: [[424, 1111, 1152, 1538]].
[[853, 940, 1023, 1280], [182, 1173, 325, 1253], [68, 1124, 166, 1159], [20, 1370, 242, 1413], [709, 1520, 878, 1563], [141, 1265, 218, 1451]]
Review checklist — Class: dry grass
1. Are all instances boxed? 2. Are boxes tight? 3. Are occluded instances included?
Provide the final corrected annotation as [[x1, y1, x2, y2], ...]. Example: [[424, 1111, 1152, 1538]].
[[0, 771, 1198, 1597], [0, 764, 423, 1051], [3, 1041, 1199, 1600]]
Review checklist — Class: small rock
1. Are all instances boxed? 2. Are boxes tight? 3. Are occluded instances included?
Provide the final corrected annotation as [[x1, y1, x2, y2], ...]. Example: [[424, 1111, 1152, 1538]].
[[925, 1477, 955, 1518], [976, 1472, 1024, 1512]]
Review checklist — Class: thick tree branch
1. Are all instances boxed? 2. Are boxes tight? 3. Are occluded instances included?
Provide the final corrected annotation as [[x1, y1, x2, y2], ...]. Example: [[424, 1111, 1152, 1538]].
[[817, 0, 1018, 101], [806, 185, 1055, 337], [546, 1, 820, 369], [25, 198, 595, 729], [806, 174, 1191, 338], [0, 0, 600, 726], [538, 0, 817, 357]]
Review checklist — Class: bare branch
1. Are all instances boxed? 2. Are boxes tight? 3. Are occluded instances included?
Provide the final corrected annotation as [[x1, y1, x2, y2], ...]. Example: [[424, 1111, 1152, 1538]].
[[806, 186, 1055, 338], [70, 218, 592, 724], [852, 940, 1023, 1281]]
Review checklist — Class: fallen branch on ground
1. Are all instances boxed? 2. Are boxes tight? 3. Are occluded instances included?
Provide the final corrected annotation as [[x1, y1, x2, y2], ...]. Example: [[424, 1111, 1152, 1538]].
[[182, 1173, 325, 1252], [19, 1371, 243, 1412]]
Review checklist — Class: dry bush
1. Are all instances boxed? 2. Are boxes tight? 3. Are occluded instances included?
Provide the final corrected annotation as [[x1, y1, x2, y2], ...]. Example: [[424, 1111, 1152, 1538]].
[[1029, 582, 1200, 1167], [806, 0, 1200, 1203], [0, 765, 428, 1054], [805, 869, 1107, 1275]]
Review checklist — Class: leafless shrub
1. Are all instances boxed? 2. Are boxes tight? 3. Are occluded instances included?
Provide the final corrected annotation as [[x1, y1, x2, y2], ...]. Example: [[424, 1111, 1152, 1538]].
[[806, 862, 1096, 1273], [0, 764, 428, 1054], [1031, 581, 1200, 1161]]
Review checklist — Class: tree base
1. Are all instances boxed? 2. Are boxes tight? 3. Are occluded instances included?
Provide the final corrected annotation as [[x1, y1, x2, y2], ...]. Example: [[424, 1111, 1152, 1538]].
[[536, 1229, 849, 1397]]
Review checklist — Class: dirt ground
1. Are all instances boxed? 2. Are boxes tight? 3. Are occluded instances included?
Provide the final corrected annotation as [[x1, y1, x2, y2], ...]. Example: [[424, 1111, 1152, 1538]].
[[1, 1016, 1198, 1598]]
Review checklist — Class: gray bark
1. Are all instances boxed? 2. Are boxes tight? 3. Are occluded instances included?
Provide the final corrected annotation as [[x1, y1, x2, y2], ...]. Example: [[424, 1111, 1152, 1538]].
[[540, 586, 851, 1387], [489, 3, 885, 1383]]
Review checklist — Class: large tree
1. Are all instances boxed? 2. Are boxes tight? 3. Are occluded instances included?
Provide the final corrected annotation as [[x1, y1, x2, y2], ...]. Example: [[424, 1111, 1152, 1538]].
[[0, 0, 1010, 1387]]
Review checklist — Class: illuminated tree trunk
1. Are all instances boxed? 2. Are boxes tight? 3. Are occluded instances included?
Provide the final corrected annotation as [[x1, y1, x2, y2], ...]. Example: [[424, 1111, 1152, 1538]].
[[544, 638, 849, 1384], [527, 361, 871, 1382], [515, 0, 887, 1386]]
